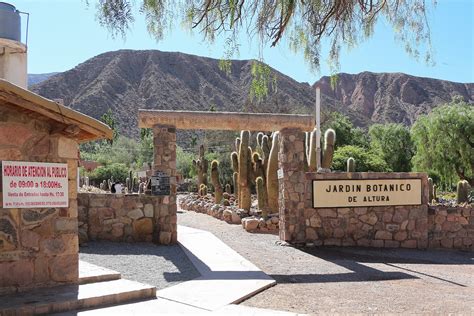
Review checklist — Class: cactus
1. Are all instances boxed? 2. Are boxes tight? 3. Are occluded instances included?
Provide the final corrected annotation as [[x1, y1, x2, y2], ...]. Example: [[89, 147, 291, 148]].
[[238, 131, 252, 211], [428, 178, 434, 203], [235, 137, 241, 152], [199, 184, 208, 196], [99, 182, 104, 190], [211, 160, 223, 204], [232, 172, 239, 197], [266, 131, 280, 213], [257, 132, 264, 146], [347, 157, 356, 172], [133, 177, 138, 192], [256, 177, 267, 215], [261, 135, 271, 172], [225, 183, 232, 194], [193, 144, 209, 189], [321, 129, 336, 170], [231, 151, 239, 173], [85, 176, 89, 187], [108, 178, 112, 191], [456, 180, 470, 204], [433, 184, 437, 202], [223, 199, 231, 206], [307, 128, 318, 172], [126, 177, 131, 193], [253, 152, 265, 182]]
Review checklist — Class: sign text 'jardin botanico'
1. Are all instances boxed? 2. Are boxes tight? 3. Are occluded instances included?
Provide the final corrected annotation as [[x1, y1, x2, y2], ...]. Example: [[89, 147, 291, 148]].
[[312, 178, 422, 208], [1, 161, 68, 208]]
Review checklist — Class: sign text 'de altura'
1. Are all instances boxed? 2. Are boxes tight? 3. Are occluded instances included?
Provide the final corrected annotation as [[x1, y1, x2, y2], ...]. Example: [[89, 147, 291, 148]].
[[312, 179, 422, 208]]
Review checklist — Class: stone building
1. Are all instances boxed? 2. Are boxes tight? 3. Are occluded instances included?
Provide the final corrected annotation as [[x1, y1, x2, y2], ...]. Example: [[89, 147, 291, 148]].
[[0, 79, 112, 294]]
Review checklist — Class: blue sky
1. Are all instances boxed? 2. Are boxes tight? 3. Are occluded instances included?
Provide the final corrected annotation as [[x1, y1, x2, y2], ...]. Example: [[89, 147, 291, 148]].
[[9, 0, 474, 83]]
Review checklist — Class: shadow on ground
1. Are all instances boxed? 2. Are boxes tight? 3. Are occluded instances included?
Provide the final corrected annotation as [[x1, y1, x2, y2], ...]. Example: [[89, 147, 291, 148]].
[[80, 242, 200, 285], [269, 246, 473, 286]]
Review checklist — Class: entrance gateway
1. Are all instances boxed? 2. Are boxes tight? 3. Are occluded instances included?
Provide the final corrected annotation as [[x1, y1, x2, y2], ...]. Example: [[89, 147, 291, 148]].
[[139, 109, 429, 248]]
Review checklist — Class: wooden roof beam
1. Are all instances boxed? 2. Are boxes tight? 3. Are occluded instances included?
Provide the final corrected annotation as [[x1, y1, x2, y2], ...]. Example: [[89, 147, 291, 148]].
[[138, 110, 315, 132]]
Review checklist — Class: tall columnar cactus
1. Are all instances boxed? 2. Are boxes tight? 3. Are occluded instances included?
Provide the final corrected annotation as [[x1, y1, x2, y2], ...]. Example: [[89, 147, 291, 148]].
[[256, 177, 267, 216], [256, 132, 264, 148], [261, 135, 271, 173], [225, 183, 232, 194], [126, 177, 131, 193], [433, 184, 437, 202], [85, 176, 90, 187], [253, 152, 265, 182], [307, 128, 318, 172], [211, 160, 223, 204], [321, 129, 336, 170], [456, 180, 470, 204], [266, 131, 280, 213], [230, 171, 237, 196], [235, 137, 241, 152], [347, 157, 356, 172], [193, 144, 208, 188], [428, 178, 434, 202], [238, 131, 252, 211], [133, 177, 138, 192], [231, 151, 239, 201]]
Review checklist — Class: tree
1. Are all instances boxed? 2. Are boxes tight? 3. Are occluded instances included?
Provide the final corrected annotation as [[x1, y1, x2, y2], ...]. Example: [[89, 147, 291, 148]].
[[411, 97, 474, 186], [369, 123, 413, 172], [93, 1, 434, 97], [323, 112, 369, 149], [100, 108, 119, 144], [332, 145, 390, 172]]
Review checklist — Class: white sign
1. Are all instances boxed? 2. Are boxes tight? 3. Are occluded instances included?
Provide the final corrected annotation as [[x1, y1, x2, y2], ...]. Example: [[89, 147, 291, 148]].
[[312, 179, 422, 208], [277, 168, 284, 179], [2, 161, 68, 208]]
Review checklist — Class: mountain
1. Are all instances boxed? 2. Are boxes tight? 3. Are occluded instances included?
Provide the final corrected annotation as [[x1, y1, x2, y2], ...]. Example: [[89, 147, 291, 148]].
[[315, 72, 473, 126], [30, 50, 473, 138], [28, 72, 59, 87]]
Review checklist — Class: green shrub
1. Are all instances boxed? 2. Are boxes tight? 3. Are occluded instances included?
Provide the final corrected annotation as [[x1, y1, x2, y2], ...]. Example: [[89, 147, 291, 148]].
[[332, 145, 390, 172], [89, 163, 129, 185]]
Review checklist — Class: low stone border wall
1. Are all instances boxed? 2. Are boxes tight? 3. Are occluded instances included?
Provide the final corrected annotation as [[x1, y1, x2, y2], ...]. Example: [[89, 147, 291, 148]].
[[78, 193, 177, 245], [428, 205, 473, 250], [179, 194, 279, 234]]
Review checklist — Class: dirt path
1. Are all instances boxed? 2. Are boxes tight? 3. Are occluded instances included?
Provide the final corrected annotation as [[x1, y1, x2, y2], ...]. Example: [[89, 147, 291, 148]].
[[177, 203, 474, 315]]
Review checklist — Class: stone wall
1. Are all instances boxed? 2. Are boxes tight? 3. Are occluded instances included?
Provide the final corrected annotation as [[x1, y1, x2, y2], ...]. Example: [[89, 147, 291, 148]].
[[300, 172, 430, 248], [428, 205, 473, 250], [0, 105, 79, 294], [152, 124, 177, 238], [78, 193, 177, 245], [278, 128, 306, 243]]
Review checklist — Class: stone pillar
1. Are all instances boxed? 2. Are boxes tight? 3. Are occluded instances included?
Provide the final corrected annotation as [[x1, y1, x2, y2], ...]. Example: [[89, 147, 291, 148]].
[[152, 124, 177, 244], [278, 128, 306, 243]]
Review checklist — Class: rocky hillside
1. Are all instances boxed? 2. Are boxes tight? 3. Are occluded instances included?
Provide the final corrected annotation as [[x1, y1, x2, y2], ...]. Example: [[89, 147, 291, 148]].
[[28, 72, 59, 87], [315, 72, 473, 126], [31, 50, 473, 137]]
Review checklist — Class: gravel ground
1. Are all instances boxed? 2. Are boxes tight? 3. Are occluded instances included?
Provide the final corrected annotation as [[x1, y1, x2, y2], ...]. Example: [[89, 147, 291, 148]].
[[79, 241, 200, 290], [177, 200, 474, 315]]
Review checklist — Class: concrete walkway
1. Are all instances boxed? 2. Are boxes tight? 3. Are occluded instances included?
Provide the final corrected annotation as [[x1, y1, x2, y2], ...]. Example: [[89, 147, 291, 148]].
[[75, 225, 303, 315]]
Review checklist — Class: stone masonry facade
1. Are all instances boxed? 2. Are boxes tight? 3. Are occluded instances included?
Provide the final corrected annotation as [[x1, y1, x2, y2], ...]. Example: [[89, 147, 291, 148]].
[[303, 172, 430, 248], [78, 193, 177, 245], [278, 128, 306, 243], [428, 205, 473, 250], [0, 105, 79, 294], [277, 128, 473, 250], [152, 124, 177, 240]]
